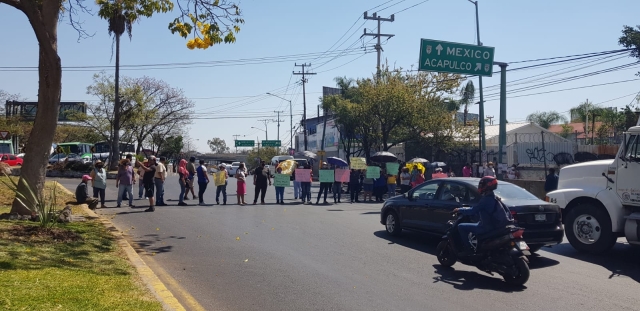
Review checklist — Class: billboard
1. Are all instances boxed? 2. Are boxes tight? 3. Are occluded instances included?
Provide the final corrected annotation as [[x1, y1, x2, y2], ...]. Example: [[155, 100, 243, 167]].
[[5, 101, 87, 121]]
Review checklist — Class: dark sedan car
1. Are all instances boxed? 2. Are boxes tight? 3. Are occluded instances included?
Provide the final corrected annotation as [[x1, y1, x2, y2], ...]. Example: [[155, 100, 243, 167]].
[[380, 177, 564, 252]]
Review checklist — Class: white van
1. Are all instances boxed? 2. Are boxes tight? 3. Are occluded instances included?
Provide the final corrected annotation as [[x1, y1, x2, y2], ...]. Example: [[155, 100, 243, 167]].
[[269, 155, 294, 175]]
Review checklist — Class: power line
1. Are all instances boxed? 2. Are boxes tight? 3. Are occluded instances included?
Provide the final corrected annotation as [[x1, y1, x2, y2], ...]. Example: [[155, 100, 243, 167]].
[[392, 0, 430, 15], [377, 0, 406, 12], [506, 48, 631, 64]]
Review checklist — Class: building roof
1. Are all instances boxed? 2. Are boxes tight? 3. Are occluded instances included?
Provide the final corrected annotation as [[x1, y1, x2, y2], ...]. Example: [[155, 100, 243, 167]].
[[548, 122, 604, 139], [484, 122, 532, 141]]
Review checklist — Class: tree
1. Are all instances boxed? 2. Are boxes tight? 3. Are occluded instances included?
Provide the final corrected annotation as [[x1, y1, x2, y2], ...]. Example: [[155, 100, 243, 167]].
[[207, 137, 230, 153], [1, 0, 244, 215], [459, 81, 475, 125], [0, 90, 23, 115], [526, 111, 567, 129], [246, 147, 282, 167], [559, 123, 574, 139], [158, 135, 184, 159], [619, 25, 640, 76], [623, 105, 640, 129]]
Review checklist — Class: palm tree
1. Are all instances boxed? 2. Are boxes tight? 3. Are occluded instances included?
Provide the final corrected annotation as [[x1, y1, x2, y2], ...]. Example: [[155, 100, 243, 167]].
[[526, 111, 567, 129], [459, 81, 475, 125]]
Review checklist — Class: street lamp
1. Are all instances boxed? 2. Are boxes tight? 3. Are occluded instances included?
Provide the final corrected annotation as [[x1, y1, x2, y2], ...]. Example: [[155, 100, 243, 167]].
[[467, 0, 486, 152], [251, 126, 267, 140], [266, 92, 293, 149]]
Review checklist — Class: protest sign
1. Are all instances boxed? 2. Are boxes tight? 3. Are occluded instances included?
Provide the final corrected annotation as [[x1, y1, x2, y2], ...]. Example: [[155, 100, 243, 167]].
[[366, 166, 381, 178], [294, 169, 311, 182], [385, 162, 400, 174], [334, 169, 350, 182], [319, 170, 335, 183], [350, 157, 367, 170], [213, 171, 226, 186], [274, 174, 291, 187]]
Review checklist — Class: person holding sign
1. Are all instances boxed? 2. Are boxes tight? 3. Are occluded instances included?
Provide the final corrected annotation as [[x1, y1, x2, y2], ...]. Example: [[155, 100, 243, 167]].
[[298, 164, 313, 204], [349, 169, 361, 203], [274, 166, 286, 204], [215, 164, 229, 205], [253, 161, 271, 205], [316, 164, 333, 205]]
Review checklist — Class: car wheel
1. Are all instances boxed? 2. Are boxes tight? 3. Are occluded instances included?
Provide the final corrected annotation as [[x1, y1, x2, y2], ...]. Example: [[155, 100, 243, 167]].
[[565, 203, 616, 254], [528, 245, 543, 253], [384, 211, 402, 236]]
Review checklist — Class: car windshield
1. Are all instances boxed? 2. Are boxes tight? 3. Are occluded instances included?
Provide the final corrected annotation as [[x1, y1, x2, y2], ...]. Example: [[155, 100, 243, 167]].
[[494, 183, 539, 200], [50, 154, 65, 159]]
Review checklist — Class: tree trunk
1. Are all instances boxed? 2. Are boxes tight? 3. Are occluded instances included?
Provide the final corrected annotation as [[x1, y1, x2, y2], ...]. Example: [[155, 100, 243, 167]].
[[463, 105, 468, 126], [110, 33, 122, 171], [11, 0, 62, 215]]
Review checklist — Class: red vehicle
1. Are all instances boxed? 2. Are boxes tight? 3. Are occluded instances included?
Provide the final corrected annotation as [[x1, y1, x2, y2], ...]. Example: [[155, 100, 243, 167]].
[[0, 154, 23, 166]]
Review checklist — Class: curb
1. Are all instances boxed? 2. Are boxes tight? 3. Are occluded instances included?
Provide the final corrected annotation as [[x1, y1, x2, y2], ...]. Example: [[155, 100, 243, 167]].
[[57, 185, 186, 311]]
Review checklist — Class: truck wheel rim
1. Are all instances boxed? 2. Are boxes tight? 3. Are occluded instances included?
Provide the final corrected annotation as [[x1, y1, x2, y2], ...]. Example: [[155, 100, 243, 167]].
[[573, 214, 601, 245], [386, 214, 395, 233]]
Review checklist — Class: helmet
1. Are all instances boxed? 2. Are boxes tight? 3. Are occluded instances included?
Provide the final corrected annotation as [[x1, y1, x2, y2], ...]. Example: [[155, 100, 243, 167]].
[[478, 176, 498, 195]]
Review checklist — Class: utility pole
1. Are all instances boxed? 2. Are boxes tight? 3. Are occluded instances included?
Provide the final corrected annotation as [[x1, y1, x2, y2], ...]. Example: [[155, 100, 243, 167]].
[[362, 11, 394, 78], [256, 119, 271, 140], [267, 93, 293, 149], [468, 0, 486, 152], [233, 134, 241, 153], [293, 63, 316, 151], [273, 111, 285, 142], [487, 116, 494, 125]]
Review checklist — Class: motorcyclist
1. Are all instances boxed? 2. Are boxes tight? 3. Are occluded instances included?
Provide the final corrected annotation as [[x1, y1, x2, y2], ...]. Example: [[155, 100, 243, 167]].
[[453, 176, 512, 255]]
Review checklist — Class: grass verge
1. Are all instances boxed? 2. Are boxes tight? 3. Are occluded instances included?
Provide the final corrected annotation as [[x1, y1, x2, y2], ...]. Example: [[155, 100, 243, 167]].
[[0, 178, 162, 311]]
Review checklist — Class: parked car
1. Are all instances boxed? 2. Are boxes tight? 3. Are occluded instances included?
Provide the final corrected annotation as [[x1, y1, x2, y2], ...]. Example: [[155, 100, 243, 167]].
[[0, 154, 23, 166], [380, 177, 564, 253], [49, 153, 67, 165]]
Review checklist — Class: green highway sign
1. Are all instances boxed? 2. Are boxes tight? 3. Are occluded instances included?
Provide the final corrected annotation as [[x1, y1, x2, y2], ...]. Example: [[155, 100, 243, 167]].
[[261, 140, 281, 147], [235, 140, 255, 147], [419, 39, 495, 77]]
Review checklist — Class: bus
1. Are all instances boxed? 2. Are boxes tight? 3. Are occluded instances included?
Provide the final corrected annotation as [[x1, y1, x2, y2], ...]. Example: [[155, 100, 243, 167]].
[[92, 141, 136, 162], [54, 142, 93, 164]]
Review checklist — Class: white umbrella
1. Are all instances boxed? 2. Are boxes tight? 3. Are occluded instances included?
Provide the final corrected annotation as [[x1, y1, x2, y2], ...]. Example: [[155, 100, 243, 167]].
[[407, 157, 429, 163], [295, 151, 317, 159]]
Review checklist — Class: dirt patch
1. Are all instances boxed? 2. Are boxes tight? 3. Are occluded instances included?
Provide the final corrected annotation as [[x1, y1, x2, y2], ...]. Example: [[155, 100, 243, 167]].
[[6, 225, 83, 243]]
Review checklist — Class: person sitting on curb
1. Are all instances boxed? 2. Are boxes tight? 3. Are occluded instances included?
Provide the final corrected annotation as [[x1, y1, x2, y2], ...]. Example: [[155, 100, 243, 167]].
[[75, 175, 99, 210]]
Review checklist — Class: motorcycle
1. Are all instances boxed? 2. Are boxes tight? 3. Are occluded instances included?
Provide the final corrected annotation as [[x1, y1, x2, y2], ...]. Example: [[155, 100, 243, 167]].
[[436, 212, 531, 286]]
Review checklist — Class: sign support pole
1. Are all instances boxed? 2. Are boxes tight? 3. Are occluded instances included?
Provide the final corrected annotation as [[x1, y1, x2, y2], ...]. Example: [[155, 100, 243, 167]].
[[496, 62, 508, 180], [469, 0, 487, 152]]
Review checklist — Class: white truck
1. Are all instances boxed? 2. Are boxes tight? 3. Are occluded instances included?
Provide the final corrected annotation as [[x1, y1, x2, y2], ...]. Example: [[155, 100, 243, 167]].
[[547, 124, 640, 253]]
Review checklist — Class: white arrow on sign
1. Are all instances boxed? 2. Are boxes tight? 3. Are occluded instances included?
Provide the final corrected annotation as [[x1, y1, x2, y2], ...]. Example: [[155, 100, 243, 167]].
[[435, 44, 443, 55], [475, 63, 482, 71]]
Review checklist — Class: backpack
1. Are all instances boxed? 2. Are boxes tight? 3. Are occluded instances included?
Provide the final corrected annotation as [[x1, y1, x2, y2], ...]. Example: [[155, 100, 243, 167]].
[[491, 196, 514, 228]]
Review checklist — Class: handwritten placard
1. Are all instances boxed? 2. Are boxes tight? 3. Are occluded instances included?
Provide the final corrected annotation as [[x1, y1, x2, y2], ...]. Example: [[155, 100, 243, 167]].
[[350, 157, 367, 170], [366, 166, 381, 178], [213, 171, 227, 186], [334, 169, 350, 182], [274, 174, 291, 187], [294, 169, 311, 182], [319, 170, 334, 183], [386, 162, 399, 174]]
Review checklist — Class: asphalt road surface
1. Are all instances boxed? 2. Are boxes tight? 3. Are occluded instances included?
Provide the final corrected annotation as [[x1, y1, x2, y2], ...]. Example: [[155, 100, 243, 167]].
[[56, 175, 640, 311]]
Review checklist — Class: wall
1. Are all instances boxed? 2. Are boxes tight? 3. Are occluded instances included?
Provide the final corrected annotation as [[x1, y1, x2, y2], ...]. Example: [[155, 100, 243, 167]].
[[508, 179, 547, 200]]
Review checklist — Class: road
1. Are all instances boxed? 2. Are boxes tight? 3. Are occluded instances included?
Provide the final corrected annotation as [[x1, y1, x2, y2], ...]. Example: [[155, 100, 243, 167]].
[[56, 175, 640, 311]]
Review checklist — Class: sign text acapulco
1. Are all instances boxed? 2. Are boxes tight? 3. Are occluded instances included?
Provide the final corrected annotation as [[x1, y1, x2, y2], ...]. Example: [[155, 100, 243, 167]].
[[418, 38, 495, 77]]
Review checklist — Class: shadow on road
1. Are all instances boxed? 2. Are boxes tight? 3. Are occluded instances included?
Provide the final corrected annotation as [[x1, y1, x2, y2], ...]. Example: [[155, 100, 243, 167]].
[[543, 242, 640, 282], [526, 253, 560, 270], [132, 234, 186, 255], [361, 211, 380, 215], [432, 265, 526, 292], [373, 230, 440, 256]]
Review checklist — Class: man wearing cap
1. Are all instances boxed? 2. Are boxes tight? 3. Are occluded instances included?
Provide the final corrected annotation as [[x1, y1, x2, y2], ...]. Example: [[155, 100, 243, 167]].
[[215, 164, 229, 205], [75, 175, 99, 210], [154, 156, 168, 206], [138, 156, 158, 212]]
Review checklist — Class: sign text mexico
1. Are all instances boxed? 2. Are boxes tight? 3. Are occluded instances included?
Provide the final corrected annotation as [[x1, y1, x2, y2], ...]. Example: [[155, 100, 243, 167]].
[[419, 39, 495, 77]]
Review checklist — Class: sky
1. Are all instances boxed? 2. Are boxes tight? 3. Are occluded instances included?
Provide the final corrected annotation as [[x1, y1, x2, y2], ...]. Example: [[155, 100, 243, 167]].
[[1, 0, 639, 153]]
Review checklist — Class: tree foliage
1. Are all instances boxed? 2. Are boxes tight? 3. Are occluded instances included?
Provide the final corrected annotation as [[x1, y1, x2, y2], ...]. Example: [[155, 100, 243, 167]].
[[157, 135, 184, 159], [207, 137, 230, 153], [323, 67, 463, 161], [559, 123, 574, 139], [619, 25, 640, 75], [526, 111, 567, 129], [246, 147, 283, 167]]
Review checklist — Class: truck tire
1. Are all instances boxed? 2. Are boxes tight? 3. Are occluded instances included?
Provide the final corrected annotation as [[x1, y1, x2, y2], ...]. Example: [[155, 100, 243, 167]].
[[565, 203, 617, 254]]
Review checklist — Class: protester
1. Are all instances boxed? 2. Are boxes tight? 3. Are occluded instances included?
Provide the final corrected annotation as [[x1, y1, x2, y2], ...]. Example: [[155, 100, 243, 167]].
[[89, 160, 107, 209], [137, 159, 147, 199], [374, 170, 387, 202], [332, 172, 342, 204], [274, 166, 285, 204], [236, 162, 247, 205], [462, 163, 472, 177], [387, 171, 397, 198], [315, 163, 332, 205], [216, 164, 229, 205], [483, 162, 496, 177], [253, 161, 271, 205], [196, 160, 209, 205], [76, 175, 99, 210], [122, 154, 133, 201], [410, 166, 425, 187], [400, 167, 411, 194], [545, 168, 559, 193], [116, 158, 135, 208], [447, 168, 456, 177], [185, 156, 198, 200], [432, 168, 448, 179], [349, 169, 361, 203], [293, 164, 302, 200], [137, 157, 157, 212], [154, 156, 168, 206], [177, 159, 189, 206], [362, 172, 374, 202], [300, 163, 312, 204]]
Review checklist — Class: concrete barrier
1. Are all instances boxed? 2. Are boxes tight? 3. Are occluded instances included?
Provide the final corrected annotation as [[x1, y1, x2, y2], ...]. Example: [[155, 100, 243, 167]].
[[508, 179, 546, 200]]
